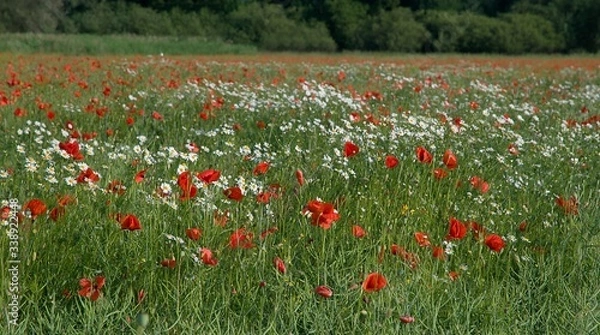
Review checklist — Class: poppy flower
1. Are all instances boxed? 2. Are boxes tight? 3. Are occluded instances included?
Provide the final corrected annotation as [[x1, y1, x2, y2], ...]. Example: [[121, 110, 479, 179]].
[[256, 192, 272, 204], [390, 244, 419, 269], [229, 228, 254, 249], [448, 271, 460, 281], [414, 232, 431, 247], [508, 143, 519, 155], [78, 275, 105, 301], [160, 258, 177, 269], [400, 315, 415, 324], [295, 169, 305, 186], [49, 206, 66, 221], [352, 225, 366, 238], [23, 198, 47, 219], [186, 228, 202, 241], [470, 176, 490, 194], [223, 186, 244, 201], [485, 234, 505, 253], [213, 210, 229, 227], [362, 272, 387, 293], [273, 257, 286, 274], [253, 162, 270, 176], [58, 139, 84, 160], [107, 180, 126, 195], [151, 111, 163, 120], [555, 195, 578, 215], [415, 146, 432, 164], [302, 199, 340, 229], [385, 155, 399, 169], [432, 246, 445, 260], [442, 149, 458, 169], [120, 214, 141, 231], [177, 171, 197, 200], [200, 248, 218, 266], [1, 206, 10, 220], [260, 226, 278, 240], [433, 168, 448, 180], [446, 217, 467, 240], [134, 169, 146, 183], [76, 167, 100, 184], [314, 285, 333, 299], [197, 169, 220, 184], [344, 141, 360, 158]]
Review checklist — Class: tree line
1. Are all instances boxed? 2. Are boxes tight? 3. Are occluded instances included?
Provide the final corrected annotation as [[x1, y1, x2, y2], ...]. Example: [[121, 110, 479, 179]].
[[0, 0, 598, 53]]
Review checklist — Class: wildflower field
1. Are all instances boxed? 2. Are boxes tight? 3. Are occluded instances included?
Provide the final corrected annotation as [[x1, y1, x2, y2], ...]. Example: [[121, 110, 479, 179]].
[[1, 54, 599, 334]]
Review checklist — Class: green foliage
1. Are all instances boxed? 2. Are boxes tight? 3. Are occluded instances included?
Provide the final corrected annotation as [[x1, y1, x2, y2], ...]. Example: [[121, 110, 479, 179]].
[[454, 12, 512, 54], [227, 3, 337, 52], [0, 33, 257, 55], [500, 13, 565, 53], [418, 10, 464, 52], [325, 0, 370, 50], [366, 8, 430, 52]]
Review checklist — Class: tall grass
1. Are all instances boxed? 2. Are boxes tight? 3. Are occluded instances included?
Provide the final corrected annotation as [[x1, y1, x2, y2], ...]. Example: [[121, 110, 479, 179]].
[[0, 34, 257, 55]]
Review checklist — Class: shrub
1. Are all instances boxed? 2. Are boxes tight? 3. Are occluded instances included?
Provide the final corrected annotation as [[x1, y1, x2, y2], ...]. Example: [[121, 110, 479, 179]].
[[417, 10, 465, 53], [367, 8, 430, 52], [227, 3, 336, 52], [500, 13, 565, 53], [455, 12, 512, 53]]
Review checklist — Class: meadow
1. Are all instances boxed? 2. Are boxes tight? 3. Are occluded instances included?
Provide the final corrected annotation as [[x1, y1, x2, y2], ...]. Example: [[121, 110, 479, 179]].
[[0, 53, 599, 334]]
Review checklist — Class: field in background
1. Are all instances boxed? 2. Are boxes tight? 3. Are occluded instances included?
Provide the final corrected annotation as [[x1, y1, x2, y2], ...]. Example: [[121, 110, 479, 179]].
[[0, 34, 257, 55], [1, 53, 599, 333]]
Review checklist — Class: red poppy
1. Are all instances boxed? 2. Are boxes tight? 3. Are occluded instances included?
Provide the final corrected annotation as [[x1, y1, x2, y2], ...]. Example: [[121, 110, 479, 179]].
[[273, 257, 286, 274], [432, 246, 445, 260], [470, 176, 490, 194], [120, 214, 141, 231], [223, 186, 244, 201], [177, 171, 197, 200], [1, 206, 10, 220], [134, 169, 146, 183], [186, 228, 202, 241], [555, 195, 578, 215], [351, 225, 366, 238], [469, 221, 486, 240], [518, 221, 527, 232], [485, 234, 505, 253], [415, 146, 432, 164], [446, 217, 467, 240], [399, 315, 415, 324], [49, 206, 66, 221], [213, 210, 229, 227], [197, 169, 220, 184], [260, 226, 278, 240], [302, 199, 340, 229], [23, 198, 47, 219], [200, 248, 218, 266], [314, 285, 333, 299], [78, 275, 105, 301], [151, 111, 163, 120], [76, 168, 100, 184], [448, 271, 460, 281], [362, 272, 387, 293], [107, 180, 126, 195], [414, 232, 431, 247], [344, 141, 360, 158], [442, 149, 458, 169], [433, 168, 448, 180], [385, 155, 399, 169], [256, 192, 272, 204], [59, 139, 84, 160], [253, 162, 270, 176], [229, 228, 254, 249], [295, 169, 305, 186], [508, 143, 519, 155], [57, 194, 77, 207], [160, 258, 177, 269]]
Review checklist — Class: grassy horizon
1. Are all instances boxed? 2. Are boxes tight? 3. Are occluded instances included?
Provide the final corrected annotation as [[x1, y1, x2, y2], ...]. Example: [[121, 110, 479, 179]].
[[0, 54, 599, 333]]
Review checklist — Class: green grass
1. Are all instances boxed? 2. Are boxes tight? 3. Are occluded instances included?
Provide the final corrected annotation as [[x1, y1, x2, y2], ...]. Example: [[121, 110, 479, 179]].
[[0, 33, 257, 55], [0, 54, 599, 333]]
